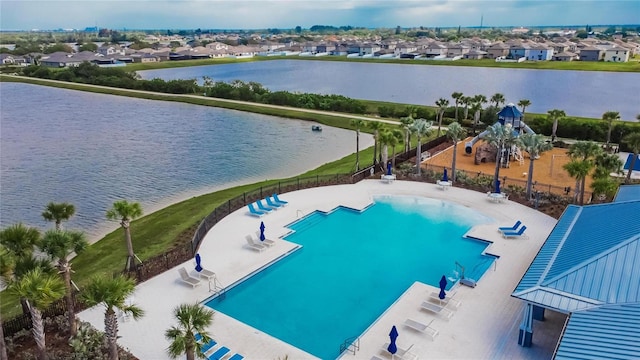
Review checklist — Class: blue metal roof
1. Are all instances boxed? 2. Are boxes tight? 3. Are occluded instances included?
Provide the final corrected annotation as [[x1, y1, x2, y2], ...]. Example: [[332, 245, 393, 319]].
[[615, 184, 640, 202], [497, 104, 523, 119], [555, 304, 640, 360]]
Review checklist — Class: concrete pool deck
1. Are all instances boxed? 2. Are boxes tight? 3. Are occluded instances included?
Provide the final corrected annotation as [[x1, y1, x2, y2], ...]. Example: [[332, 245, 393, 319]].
[[78, 180, 561, 359]]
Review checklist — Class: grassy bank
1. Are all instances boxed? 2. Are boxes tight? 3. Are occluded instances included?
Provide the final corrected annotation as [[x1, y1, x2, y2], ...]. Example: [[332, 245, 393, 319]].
[[124, 55, 640, 73]]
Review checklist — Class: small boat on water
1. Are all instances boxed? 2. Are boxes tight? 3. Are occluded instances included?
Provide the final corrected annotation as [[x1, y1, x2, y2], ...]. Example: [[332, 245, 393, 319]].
[[312, 125, 323, 131]]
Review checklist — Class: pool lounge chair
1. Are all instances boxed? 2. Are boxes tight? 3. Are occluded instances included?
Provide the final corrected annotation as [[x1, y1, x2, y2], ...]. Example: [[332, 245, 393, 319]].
[[265, 196, 283, 209], [245, 236, 267, 252], [380, 343, 414, 359], [272, 193, 289, 205], [404, 318, 439, 340], [253, 231, 276, 247], [247, 203, 266, 217], [429, 291, 462, 309], [256, 199, 275, 212], [228, 354, 244, 360], [178, 267, 201, 288], [502, 225, 528, 239], [420, 301, 454, 320], [207, 346, 230, 360], [196, 267, 216, 280], [498, 220, 522, 233]]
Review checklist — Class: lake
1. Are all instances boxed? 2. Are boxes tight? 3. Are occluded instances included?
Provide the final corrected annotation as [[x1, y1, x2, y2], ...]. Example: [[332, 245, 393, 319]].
[[0, 82, 370, 239], [138, 59, 640, 121]]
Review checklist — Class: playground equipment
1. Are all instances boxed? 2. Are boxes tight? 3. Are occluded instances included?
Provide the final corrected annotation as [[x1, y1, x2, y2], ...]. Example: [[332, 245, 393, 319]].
[[464, 103, 535, 154]]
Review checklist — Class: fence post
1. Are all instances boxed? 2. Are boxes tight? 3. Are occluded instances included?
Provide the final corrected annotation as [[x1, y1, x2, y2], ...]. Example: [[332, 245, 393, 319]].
[[297, 177, 300, 189], [316, 175, 319, 186], [228, 200, 231, 215], [243, 192, 246, 205], [260, 186, 263, 198]]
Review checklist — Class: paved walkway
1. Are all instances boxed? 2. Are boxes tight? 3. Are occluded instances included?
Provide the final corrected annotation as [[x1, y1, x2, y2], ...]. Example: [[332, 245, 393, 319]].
[[78, 180, 560, 360]]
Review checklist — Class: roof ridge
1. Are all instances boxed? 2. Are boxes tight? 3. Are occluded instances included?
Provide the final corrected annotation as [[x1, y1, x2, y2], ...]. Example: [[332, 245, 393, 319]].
[[535, 206, 582, 286]]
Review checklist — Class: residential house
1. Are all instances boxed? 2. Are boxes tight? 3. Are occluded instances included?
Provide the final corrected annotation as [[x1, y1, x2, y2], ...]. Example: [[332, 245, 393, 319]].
[[578, 46, 604, 61], [551, 42, 569, 54], [206, 42, 230, 51], [331, 45, 349, 56], [447, 43, 470, 57], [360, 43, 381, 56], [553, 51, 577, 61], [0, 53, 27, 66], [302, 42, 317, 53], [604, 46, 630, 62], [130, 53, 160, 63], [464, 49, 488, 59], [424, 42, 447, 58], [486, 42, 510, 59], [527, 44, 553, 61], [97, 44, 125, 56], [394, 43, 418, 56], [316, 43, 336, 54], [509, 43, 530, 59]]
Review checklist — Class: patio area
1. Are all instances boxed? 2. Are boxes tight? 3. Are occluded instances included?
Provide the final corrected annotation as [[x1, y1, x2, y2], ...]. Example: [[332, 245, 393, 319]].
[[78, 180, 562, 359]]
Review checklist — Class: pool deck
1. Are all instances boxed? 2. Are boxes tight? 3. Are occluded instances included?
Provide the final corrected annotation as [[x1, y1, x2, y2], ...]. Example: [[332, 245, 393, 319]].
[[78, 180, 561, 360]]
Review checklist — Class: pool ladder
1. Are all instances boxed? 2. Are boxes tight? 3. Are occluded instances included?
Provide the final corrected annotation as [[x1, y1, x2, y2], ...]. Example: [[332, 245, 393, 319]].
[[339, 336, 360, 355], [208, 274, 226, 301]]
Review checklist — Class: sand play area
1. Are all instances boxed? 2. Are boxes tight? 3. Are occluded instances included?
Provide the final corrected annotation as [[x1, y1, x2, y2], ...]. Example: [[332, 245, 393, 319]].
[[423, 137, 594, 194]]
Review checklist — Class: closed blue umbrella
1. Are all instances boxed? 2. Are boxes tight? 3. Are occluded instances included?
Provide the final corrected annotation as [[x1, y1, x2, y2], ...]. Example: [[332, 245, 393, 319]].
[[387, 161, 392, 176], [495, 179, 501, 194], [259, 221, 266, 241], [442, 169, 448, 182], [195, 253, 203, 272], [439, 275, 448, 300], [387, 325, 398, 354]]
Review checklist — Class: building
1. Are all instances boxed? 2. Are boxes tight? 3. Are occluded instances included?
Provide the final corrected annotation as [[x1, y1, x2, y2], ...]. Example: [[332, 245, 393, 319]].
[[527, 44, 553, 61], [578, 46, 604, 61], [604, 46, 630, 62], [512, 184, 640, 359]]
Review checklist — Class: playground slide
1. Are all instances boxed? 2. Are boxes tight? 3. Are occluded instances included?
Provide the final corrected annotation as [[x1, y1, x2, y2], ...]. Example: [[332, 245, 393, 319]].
[[464, 121, 536, 154]]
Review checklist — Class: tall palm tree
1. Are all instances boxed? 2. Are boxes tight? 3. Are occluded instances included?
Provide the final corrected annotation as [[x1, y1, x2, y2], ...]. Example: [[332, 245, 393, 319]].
[[490, 93, 505, 108], [446, 122, 466, 183], [518, 134, 553, 198], [409, 119, 433, 175], [165, 303, 214, 360], [82, 275, 144, 360], [518, 99, 531, 119], [547, 109, 566, 142], [40, 229, 88, 337], [622, 132, 640, 184], [399, 116, 414, 153], [350, 119, 365, 171], [451, 92, 464, 121], [461, 96, 472, 121], [42, 202, 76, 230], [379, 129, 394, 168], [435, 98, 449, 137], [565, 141, 602, 205], [9, 268, 65, 360], [367, 121, 384, 170], [602, 111, 620, 146], [106, 200, 143, 271], [593, 152, 623, 179], [483, 122, 518, 188], [469, 102, 483, 136]]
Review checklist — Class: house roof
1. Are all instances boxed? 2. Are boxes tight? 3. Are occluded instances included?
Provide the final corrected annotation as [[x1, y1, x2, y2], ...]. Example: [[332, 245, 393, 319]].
[[615, 184, 640, 202], [555, 304, 640, 360], [513, 201, 640, 312]]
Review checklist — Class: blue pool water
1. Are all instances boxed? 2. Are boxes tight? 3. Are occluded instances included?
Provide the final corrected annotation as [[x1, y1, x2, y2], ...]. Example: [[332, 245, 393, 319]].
[[205, 196, 494, 359]]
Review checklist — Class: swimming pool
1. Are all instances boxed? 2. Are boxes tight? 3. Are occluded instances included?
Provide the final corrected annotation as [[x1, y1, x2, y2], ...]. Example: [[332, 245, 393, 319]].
[[205, 196, 495, 359]]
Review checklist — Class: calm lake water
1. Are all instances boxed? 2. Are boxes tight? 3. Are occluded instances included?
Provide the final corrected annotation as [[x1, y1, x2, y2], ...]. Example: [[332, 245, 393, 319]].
[[139, 59, 640, 120], [0, 82, 370, 239]]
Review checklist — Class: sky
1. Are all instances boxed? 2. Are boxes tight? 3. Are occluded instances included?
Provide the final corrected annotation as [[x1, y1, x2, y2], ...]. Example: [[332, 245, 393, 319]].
[[1, 0, 638, 31]]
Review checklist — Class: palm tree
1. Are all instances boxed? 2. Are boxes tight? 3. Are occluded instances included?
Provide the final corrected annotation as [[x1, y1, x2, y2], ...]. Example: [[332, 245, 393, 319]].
[[42, 202, 76, 230], [367, 121, 384, 170], [518, 99, 531, 119], [518, 134, 553, 198], [451, 92, 464, 121], [483, 122, 518, 188], [399, 116, 414, 153], [602, 111, 620, 147], [547, 109, 566, 142], [0, 245, 14, 360], [82, 275, 144, 360], [565, 141, 602, 205], [350, 119, 365, 171], [106, 200, 143, 271], [379, 129, 394, 168], [435, 98, 449, 137], [9, 268, 65, 360], [165, 303, 214, 360], [461, 96, 472, 121], [40, 229, 88, 337], [469, 102, 483, 136], [409, 119, 433, 176], [446, 122, 466, 183], [622, 132, 640, 184], [490, 93, 505, 108], [0, 223, 40, 259]]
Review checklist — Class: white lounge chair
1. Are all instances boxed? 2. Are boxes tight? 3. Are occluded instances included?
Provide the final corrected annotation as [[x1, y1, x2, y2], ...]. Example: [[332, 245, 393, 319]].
[[245, 236, 267, 252], [196, 268, 216, 280], [253, 231, 276, 247], [420, 301, 454, 320], [178, 267, 201, 288], [429, 291, 462, 309], [404, 318, 439, 340], [380, 343, 414, 359]]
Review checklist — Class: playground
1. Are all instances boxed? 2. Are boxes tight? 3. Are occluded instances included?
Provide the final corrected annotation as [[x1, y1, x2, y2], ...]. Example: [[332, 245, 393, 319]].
[[422, 138, 594, 195]]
